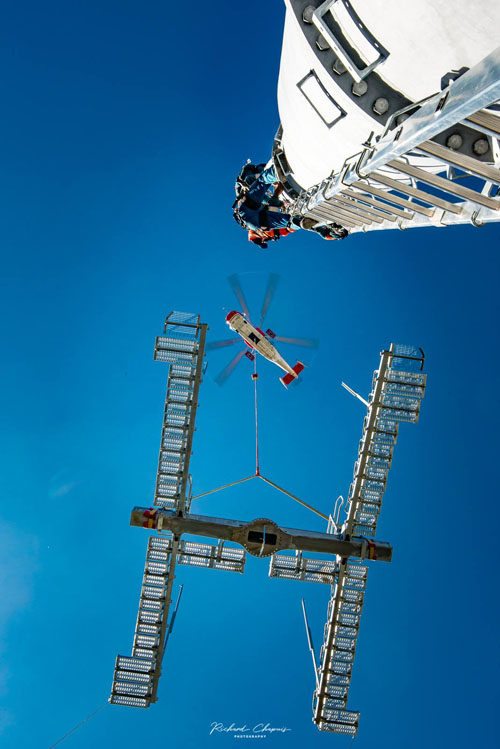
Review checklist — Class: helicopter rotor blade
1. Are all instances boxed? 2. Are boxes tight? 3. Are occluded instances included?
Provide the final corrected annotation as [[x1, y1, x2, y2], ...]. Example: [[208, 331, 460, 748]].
[[259, 273, 280, 328], [206, 338, 241, 351], [274, 336, 319, 349], [228, 274, 250, 319], [214, 348, 247, 386]]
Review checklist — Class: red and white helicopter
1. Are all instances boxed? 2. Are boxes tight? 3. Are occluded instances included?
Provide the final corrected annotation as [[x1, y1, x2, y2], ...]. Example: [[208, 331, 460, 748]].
[[208, 274, 318, 387]]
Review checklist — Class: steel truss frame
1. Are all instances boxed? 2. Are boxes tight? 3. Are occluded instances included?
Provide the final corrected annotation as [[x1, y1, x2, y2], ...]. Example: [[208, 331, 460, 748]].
[[313, 344, 426, 735], [109, 318, 427, 739], [110, 312, 208, 708]]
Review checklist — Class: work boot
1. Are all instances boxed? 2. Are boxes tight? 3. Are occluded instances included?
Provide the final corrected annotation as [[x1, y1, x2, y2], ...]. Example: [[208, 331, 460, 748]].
[[300, 217, 317, 230]]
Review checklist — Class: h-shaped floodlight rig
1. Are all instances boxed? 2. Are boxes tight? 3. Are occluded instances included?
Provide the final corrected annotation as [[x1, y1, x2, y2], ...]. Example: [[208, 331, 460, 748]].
[[109, 311, 426, 736]]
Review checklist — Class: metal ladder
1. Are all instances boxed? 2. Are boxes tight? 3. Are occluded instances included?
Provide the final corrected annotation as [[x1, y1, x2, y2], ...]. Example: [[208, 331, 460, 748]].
[[293, 47, 500, 233]]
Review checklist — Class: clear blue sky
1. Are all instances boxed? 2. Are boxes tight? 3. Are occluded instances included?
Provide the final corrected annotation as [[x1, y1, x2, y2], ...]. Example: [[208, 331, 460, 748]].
[[0, 2, 498, 748]]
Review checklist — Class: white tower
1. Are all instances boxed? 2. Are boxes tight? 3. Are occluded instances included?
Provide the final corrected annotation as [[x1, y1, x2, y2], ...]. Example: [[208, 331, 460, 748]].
[[273, 1, 500, 233]]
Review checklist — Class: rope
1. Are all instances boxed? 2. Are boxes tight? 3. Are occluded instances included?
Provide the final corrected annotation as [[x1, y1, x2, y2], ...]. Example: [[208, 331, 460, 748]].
[[49, 703, 107, 748], [254, 359, 260, 475], [191, 359, 327, 521], [190, 474, 257, 501], [258, 475, 328, 521]]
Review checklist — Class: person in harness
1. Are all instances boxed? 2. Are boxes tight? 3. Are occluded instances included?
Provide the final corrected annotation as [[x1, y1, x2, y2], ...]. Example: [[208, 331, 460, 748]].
[[233, 160, 348, 247], [234, 162, 292, 233]]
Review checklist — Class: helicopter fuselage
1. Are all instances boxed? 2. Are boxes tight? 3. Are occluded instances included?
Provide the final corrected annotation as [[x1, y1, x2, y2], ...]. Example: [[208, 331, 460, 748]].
[[226, 310, 297, 378]]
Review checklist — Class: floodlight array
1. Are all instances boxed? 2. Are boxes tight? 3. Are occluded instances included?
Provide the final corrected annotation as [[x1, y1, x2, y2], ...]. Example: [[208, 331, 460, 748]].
[[313, 344, 426, 735], [153, 368, 196, 511], [153, 322, 205, 512], [269, 552, 337, 584], [165, 311, 200, 325], [178, 539, 246, 572], [313, 561, 367, 733], [110, 314, 208, 709], [346, 344, 426, 540], [110, 531, 246, 707], [110, 535, 177, 707]]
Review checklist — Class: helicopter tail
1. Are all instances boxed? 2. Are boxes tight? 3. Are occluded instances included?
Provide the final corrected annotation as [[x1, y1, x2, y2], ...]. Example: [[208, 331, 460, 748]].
[[280, 362, 304, 388]]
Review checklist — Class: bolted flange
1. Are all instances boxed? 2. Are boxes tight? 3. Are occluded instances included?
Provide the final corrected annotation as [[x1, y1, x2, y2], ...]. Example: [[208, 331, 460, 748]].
[[234, 518, 282, 558], [446, 133, 463, 150], [302, 5, 315, 23], [352, 80, 368, 97], [373, 97, 389, 115], [473, 138, 489, 155], [316, 34, 330, 51], [333, 58, 347, 75]]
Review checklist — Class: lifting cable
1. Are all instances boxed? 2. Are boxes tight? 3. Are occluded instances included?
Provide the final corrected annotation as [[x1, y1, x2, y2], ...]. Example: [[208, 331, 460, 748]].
[[253, 357, 260, 476], [191, 363, 327, 521], [49, 703, 108, 748]]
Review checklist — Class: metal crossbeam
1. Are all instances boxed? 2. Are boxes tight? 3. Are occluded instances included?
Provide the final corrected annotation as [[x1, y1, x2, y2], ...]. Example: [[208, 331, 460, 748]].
[[466, 109, 500, 138], [368, 171, 463, 214], [307, 204, 366, 227], [417, 140, 500, 185], [350, 180, 434, 217], [130, 507, 393, 562], [340, 188, 414, 219], [387, 159, 500, 210], [334, 193, 398, 222]]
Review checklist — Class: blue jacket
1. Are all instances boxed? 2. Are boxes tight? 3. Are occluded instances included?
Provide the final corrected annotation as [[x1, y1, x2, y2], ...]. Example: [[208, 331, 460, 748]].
[[236, 166, 291, 231]]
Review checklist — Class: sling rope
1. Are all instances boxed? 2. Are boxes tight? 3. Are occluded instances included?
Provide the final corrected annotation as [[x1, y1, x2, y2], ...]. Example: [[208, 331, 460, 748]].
[[49, 703, 108, 748], [191, 363, 326, 520], [254, 358, 260, 475], [258, 474, 328, 520], [190, 474, 256, 501]]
